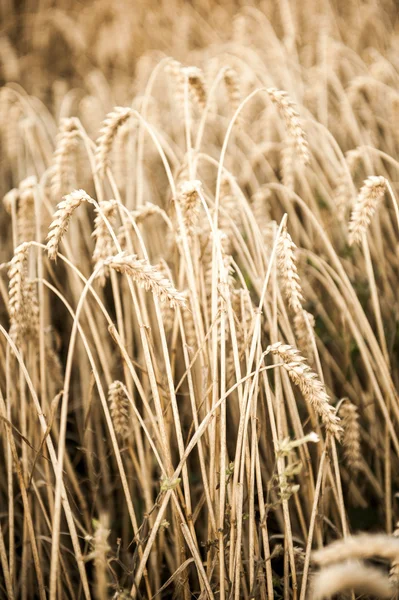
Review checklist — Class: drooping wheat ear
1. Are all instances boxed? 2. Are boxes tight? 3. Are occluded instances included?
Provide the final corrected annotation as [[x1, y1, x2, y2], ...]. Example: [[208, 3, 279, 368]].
[[339, 399, 362, 473], [95, 107, 132, 177], [390, 523, 399, 587], [131, 203, 167, 224], [311, 560, 392, 600], [267, 341, 306, 364], [182, 66, 207, 110], [18, 175, 37, 242], [51, 117, 80, 198], [92, 200, 118, 287], [177, 179, 202, 235], [294, 310, 315, 363], [223, 67, 241, 114], [108, 381, 131, 440], [267, 87, 310, 165], [348, 176, 387, 245], [47, 189, 94, 260], [3, 188, 19, 215], [312, 534, 399, 566], [277, 227, 304, 314], [266, 342, 341, 438], [8, 242, 30, 340], [105, 252, 187, 309]]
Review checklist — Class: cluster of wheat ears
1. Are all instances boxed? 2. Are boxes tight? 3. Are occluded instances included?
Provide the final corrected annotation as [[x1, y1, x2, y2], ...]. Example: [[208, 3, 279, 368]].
[[1, 0, 399, 598]]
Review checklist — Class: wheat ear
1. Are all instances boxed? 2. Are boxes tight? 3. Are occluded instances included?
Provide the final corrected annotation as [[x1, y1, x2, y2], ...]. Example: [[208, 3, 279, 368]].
[[277, 226, 304, 314], [8, 242, 30, 337], [85, 514, 111, 600], [312, 534, 399, 566], [47, 189, 94, 260], [267, 87, 310, 165], [3, 188, 19, 215], [266, 342, 341, 438], [293, 310, 315, 362], [348, 176, 387, 245], [105, 252, 187, 309], [339, 399, 362, 473], [17, 176, 37, 243], [182, 66, 207, 110], [95, 107, 132, 177], [108, 381, 131, 440], [311, 560, 392, 600], [177, 180, 202, 235], [92, 199, 118, 286], [51, 117, 80, 197], [390, 524, 399, 586], [223, 67, 241, 114]]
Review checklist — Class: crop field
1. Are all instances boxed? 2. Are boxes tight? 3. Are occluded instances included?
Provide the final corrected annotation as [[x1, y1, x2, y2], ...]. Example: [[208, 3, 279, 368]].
[[1, 0, 399, 598]]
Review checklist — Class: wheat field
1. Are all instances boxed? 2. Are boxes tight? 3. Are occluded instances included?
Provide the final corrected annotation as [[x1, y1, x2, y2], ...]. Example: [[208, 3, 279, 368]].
[[1, 0, 399, 598]]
